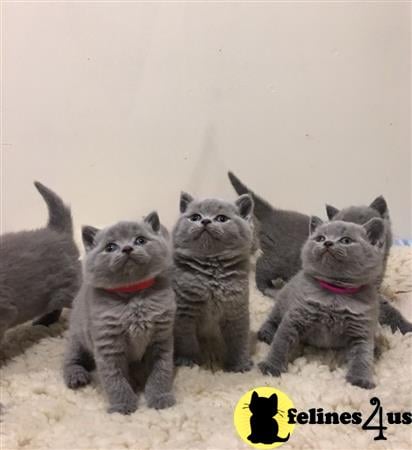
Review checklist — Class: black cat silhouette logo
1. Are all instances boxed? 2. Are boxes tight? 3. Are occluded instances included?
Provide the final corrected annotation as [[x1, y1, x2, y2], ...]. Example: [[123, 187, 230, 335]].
[[234, 387, 295, 449], [248, 391, 290, 444]]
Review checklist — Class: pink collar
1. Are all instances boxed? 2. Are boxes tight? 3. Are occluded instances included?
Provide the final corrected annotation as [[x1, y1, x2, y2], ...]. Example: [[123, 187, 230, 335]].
[[104, 278, 155, 294], [318, 279, 363, 295]]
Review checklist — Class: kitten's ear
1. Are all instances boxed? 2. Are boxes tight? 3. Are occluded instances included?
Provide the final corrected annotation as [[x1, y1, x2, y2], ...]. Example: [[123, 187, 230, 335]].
[[309, 216, 323, 234], [236, 194, 254, 219], [363, 218, 384, 244], [326, 204, 339, 220], [251, 391, 259, 402], [370, 196, 388, 218], [144, 211, 160, 233], [82, 226, 99, 251], [180, 192, 194, 213]]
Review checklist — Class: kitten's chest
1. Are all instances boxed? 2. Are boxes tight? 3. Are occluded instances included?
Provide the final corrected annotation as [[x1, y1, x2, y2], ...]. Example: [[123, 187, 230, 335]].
[[122, 301, 155, 360], [304, 308, 348, 348], [303, 294, 370, 348]]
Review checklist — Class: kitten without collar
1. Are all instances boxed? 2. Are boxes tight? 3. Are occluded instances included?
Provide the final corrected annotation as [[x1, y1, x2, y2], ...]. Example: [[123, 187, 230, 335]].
[[0, 182, 80, 346], [173, 193, 254, 372]]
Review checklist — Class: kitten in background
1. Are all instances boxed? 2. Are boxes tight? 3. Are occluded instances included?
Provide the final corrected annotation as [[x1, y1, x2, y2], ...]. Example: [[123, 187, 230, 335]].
[[326, 198, 412, 334], [258, 218, 385, 389], [228, 171, 309, 293], [228, 171, 412, 334], [63, 213, 176, 414], [0, 182, 81, 346], [173, 193, 254, 372]]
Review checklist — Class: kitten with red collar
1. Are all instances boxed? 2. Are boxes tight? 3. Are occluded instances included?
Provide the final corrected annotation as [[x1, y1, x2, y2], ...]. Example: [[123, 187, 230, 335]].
[[63, 213, 176, 414]]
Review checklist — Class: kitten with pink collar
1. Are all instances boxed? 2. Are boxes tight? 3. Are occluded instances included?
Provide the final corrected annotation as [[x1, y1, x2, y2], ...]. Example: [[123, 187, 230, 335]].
[[258, 218, 385, 389]]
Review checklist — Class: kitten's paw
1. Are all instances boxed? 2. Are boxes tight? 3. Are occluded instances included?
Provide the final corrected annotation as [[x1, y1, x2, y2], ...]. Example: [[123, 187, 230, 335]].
[[257, 326, 275, 344], [174, 356, 197, 368], [258, 361, 282, 377], [147, 393, 176, 410], [399, 320, 412, 335], [224, 359, 253, 373], [271, 278, 286, 289], [64, 366, 91, 389], [346, 374, 376, 390], [108, 398, 138, 415]]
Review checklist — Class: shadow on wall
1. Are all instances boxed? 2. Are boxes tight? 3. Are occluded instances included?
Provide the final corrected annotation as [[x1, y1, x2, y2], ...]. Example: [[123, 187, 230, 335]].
[[185, 123, 228, 199]]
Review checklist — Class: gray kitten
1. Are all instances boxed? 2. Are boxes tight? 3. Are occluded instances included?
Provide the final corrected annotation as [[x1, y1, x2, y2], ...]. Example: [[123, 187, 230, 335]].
[[228, 171, 310, 293], [228, 171, 412, 334], [173, 193, 254, 372], [326, 198, 411, 334], [0, 182, 81, 345], [258, 218, 385, 389], [63, 213, 176, 414]]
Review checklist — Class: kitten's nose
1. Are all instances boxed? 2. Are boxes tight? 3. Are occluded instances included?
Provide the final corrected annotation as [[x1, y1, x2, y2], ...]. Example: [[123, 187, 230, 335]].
[[122, 245, 133, 254], [201, 219, 211, 226], [324, 241, 334, 248]]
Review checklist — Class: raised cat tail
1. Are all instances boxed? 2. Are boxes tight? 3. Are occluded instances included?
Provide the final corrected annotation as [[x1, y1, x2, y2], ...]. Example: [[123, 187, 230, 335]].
[[34, 181, 73, 235], [227, 171, 274, 222]]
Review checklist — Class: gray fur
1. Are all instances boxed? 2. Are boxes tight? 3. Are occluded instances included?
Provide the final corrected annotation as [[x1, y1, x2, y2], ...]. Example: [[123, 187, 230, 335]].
[[325, 196, 391, 284], [325, 198, 412, 333], [0, 182, 80, 344], [227, 171, 310, 292], [173, 193, 254, 372], [63, 215, 176, 414], [258, 219, 385, 389], [228, 172, 411, 334]]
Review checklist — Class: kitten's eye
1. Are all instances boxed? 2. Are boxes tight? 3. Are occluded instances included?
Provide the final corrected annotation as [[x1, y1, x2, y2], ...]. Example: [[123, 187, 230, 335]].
[[189, 214, 201, 222], [315, 235, 326, 242], [105, 243, 118, 252], [340, 237, 353, 245], [215, 215, 229, 223], [134, 236, 146, 246]]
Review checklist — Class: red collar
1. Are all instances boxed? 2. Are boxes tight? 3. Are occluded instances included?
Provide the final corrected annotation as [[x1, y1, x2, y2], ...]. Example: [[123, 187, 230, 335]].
[[104, 278, 155, 294], [317, 279, 363, 295]]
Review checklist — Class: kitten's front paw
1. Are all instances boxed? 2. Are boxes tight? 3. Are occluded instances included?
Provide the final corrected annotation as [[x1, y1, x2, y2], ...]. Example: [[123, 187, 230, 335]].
[[257, 326, 275, 344], [346, 374, 376, 390], [147, 393, 176, 410], [64, 366, 91, 389], [258, 361, 282, 377], [174, 356, 198, 368], [224, 359, 253, 373], [271, 278, 286, 289], [399, 320, 412, 335], [108, 397, 138, 415]]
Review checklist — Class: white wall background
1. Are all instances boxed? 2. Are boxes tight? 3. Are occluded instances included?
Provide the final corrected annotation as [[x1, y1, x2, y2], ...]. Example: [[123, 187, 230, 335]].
[[2, 1, 411, 244]]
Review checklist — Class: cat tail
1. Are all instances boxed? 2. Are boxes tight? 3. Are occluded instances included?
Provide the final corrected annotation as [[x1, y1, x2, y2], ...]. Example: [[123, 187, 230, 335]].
[[227, 171, 275, 222], [34, 181, 73, 235]]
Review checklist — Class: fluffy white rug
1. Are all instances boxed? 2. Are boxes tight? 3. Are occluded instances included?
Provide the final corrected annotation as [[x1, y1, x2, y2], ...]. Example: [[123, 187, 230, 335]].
[[1, 248, 411, 450]]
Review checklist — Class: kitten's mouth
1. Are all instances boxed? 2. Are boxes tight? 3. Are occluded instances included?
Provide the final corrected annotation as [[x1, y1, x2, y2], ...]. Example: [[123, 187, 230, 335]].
[[321, 249, 339, 261], [120, 256, 140, 267], [195, 228, 217, 240]]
